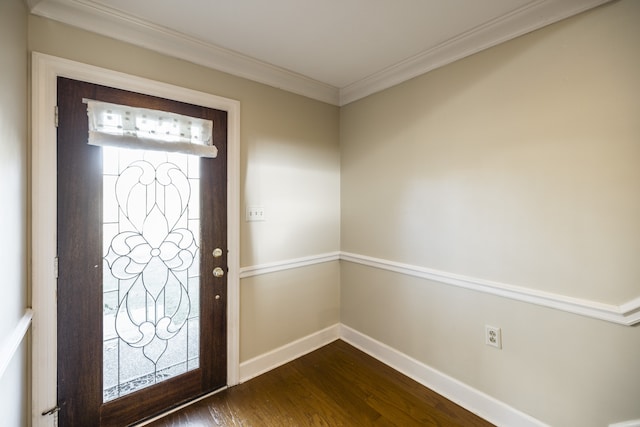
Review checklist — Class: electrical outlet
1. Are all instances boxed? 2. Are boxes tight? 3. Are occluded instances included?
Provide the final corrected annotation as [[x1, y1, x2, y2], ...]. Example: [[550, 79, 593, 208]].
[[246, 206, 266, 222], [485, 325, 502, 349]]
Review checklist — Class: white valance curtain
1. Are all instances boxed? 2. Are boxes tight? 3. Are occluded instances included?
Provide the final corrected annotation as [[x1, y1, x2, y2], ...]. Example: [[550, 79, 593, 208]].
[[85, 99, 217, 158]]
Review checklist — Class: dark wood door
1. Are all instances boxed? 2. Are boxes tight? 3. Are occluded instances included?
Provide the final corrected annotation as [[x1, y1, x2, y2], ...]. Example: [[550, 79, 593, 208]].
[[56, 77, 228, 426]]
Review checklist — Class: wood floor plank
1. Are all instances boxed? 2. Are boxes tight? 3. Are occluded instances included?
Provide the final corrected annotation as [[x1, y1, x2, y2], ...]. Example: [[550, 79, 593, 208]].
[[145, 340, 494, 427]]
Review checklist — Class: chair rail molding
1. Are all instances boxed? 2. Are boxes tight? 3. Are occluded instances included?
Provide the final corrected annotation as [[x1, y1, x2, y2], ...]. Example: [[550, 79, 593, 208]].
[[236, 250, 639, 326], [0, 309, 33, 379], [340, 252, 640, 326], [239, 252, 340, 279], [609, 420, 640, 427]]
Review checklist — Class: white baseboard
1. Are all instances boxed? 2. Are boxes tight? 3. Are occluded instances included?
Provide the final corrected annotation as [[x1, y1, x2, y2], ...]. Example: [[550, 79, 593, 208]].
[[239, 323, 341, 383], [238, 322, 547, 426], [340, 324, 548, 427]]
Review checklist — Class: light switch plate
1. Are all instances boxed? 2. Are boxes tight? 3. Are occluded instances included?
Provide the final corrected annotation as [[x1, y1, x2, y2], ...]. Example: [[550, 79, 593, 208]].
[[246, 206, 266, 221]]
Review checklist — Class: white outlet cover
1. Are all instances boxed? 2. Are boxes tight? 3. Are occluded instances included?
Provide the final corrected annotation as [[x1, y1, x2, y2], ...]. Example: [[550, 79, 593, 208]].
[[485, 325, 502, 349]]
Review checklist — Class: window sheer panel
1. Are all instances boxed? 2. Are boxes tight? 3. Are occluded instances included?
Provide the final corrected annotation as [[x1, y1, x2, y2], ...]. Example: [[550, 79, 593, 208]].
[[85, 99, 217, 158]]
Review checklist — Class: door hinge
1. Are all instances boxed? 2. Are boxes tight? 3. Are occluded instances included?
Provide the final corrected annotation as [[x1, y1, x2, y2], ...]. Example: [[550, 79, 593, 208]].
[[54, 105, 59, 128], [42, 405, 60, 417], [54, 257, 59, 279]]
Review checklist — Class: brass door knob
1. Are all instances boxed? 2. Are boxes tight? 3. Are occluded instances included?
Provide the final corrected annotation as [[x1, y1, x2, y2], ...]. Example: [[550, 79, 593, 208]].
[[213, 267, 225, 278]]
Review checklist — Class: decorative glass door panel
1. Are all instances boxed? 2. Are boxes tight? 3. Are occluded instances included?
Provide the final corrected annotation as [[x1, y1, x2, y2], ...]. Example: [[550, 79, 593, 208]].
[[102, 148, 201, 401], [56, 77, 228, 427]]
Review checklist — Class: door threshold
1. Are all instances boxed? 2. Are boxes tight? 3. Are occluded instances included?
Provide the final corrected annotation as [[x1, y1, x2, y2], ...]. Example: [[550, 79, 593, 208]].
[[134, 386, 230, 426]]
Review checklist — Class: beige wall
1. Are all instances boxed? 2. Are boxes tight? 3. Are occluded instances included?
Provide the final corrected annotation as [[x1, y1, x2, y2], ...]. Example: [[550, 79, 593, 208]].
[[24, 0, 640, 425], [241, 262, 340, 360], [341, 1, 640, 426], [28, 16, 342, 363], [0, 0, 29, 425]]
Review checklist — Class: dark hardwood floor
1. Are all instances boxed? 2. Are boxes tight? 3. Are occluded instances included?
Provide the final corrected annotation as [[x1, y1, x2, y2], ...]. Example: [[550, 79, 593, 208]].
[[145, 340, 494, 427]]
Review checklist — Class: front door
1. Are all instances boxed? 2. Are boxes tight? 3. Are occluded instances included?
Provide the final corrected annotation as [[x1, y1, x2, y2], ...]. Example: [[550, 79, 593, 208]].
[[56, 77, 228, 426]]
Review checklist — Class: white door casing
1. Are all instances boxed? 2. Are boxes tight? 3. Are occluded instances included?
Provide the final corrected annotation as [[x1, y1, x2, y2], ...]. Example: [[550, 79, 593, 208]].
[[31, 52, 240, 426]]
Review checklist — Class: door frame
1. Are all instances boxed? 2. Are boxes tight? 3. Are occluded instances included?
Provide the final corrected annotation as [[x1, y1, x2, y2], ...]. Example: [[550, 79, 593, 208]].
[[31, 52, 241, 427]]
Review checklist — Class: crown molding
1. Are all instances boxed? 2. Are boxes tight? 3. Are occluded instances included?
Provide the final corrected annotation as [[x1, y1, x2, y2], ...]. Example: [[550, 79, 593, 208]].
[[339, 0, 612, 105], [29, 0, 611, 107], [26, 0, 47, 9], [28, 0, 340, 105]]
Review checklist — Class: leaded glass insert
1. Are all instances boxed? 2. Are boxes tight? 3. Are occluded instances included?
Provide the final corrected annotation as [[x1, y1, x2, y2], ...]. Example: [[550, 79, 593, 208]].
[[103, 147, 200, 402]]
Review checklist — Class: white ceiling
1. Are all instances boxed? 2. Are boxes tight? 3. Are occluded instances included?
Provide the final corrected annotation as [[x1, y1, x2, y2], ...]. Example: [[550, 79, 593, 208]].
[[28, 0, 610, 105]]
